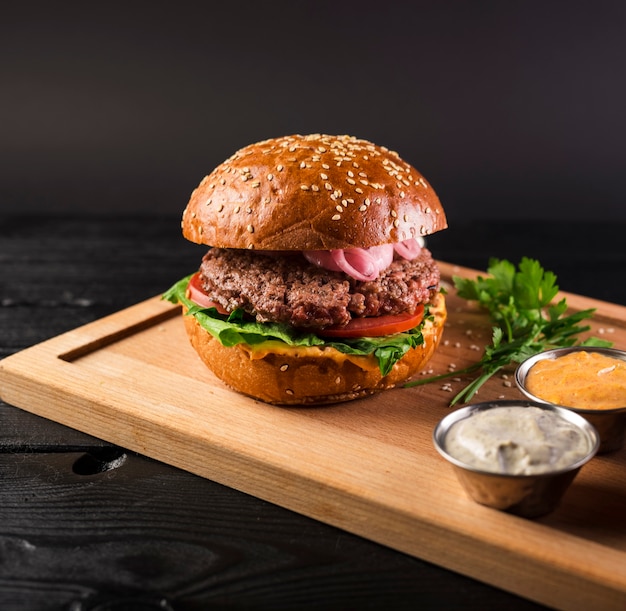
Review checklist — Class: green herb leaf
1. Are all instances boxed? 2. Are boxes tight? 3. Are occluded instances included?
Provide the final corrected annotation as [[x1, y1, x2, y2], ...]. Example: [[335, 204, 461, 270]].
[[406, 257, 613, 405]]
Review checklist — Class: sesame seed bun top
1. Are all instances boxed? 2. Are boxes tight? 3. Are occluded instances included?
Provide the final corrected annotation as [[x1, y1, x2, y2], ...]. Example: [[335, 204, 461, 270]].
[[181, 134, 447, 250]]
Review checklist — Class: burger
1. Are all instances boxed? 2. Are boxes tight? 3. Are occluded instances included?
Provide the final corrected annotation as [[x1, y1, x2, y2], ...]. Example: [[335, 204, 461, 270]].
[[163, 134, 447, 405]]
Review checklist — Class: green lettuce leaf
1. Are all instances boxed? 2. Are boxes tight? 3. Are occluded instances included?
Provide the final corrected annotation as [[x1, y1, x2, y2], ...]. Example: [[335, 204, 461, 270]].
[[162, 274, 427, 376]]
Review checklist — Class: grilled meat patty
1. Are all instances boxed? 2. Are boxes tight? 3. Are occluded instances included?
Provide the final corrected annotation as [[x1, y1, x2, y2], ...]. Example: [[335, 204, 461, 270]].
[[199, 247, 440, 329]]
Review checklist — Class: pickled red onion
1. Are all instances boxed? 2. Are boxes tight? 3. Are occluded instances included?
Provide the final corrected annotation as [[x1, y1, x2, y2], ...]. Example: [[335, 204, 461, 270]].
[[330, 249, 378, 282], [393, 238, 422, 260], [303, 239, 422, 281]]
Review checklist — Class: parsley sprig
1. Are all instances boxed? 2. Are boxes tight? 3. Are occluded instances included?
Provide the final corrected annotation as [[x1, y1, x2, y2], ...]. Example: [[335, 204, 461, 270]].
[[406, 257, 613, 406]]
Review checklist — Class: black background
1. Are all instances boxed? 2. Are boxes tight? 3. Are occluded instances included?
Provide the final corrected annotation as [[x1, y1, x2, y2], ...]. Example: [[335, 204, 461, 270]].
[[3, 1, 625, 221]]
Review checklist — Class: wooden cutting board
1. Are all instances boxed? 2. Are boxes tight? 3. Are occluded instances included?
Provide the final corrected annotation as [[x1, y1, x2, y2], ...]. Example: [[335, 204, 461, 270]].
[[1, 261, 625, 611]]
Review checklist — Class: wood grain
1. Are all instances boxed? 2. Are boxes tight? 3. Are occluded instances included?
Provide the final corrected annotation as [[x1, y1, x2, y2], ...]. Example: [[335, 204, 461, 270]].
[[1, 262, 625, 611]]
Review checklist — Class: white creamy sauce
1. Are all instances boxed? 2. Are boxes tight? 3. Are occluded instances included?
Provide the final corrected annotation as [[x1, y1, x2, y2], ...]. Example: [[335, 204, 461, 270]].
[[444, 406, 591, 475]]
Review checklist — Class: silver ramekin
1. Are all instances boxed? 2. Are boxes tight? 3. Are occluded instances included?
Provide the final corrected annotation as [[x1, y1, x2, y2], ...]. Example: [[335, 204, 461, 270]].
[[433, 400, 600, 518], [515, 346, 626, 453]]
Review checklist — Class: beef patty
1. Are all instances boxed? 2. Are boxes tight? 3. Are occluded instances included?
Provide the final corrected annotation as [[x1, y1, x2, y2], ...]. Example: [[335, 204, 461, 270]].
[[199, 248, 440, 329]]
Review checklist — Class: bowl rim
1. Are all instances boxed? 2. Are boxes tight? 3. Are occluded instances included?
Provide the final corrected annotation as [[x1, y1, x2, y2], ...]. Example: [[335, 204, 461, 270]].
[[432, 399, 600, 477], [515, 346, 626, 414]]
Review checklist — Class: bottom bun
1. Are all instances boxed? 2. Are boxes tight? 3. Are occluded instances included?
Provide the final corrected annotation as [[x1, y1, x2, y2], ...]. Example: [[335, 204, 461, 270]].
[[183, 292, 446, 405]]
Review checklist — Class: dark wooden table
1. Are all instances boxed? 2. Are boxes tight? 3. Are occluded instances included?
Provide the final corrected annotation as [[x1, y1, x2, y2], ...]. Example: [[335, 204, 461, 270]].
[[1, 216, 625, 610]]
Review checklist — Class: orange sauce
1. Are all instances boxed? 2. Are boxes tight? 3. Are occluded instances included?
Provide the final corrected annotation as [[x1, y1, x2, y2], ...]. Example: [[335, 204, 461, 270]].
[[526, 351, 626, 410]]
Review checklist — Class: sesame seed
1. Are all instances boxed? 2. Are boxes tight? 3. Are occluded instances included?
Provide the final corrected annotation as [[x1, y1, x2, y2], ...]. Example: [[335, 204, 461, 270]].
[[300, 185, 310, 191], [359, 204, 367, 211], [206, 199, 212, 206], [390, 210, 397, 217], [300, 161, 306, 169], [322, 163, 330, 169], [241, 175, 248, 182], [277, 164, 284, 171], [347, 170, 354, 177], [355, 187, 363, 194], [267, 173, 274, 181], [220, 179, 226, 185], [285, 389, 294, 395], [311, 184, 319, 191], [394, 219, 400, 227], [246, 207, 253, 214], [332, 214, 341, 221], [346, 178, 356, 185], [247, 224, 255, 233], [280, 364, 289, 372], [364, 198, 371, 205], [234, 205, 240, 213], [320, 173, 328, 180], [251, 181, 260, 188], [325, 182, 333, 191], [336, 205, 343, 212], [217, 204, 224, 212]]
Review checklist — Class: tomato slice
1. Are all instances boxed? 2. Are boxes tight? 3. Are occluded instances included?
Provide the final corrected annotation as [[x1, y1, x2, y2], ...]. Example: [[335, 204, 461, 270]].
[[186, 272, 229, 314], [319, 305, 425, 338]]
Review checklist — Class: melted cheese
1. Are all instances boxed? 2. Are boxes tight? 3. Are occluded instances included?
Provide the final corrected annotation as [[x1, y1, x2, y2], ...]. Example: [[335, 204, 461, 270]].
[[242, 341, 381, 371]]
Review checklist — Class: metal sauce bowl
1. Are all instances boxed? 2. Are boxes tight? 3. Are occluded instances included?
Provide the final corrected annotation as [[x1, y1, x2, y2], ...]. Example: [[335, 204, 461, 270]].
[[515, 347, 626, 453], [433, 400, 600, 518]]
